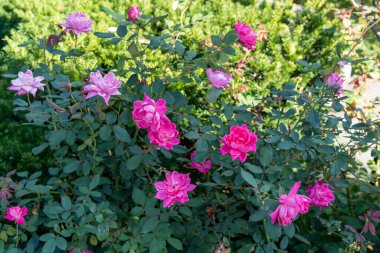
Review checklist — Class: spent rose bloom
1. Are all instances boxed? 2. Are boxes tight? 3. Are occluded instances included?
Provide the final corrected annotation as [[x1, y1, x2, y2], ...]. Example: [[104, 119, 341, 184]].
[[132, 94, 169, 130], [220, 124, 258, 163], [128, 6, 141, 21], [147, 121, 180, 150], [83, 71, 122, 106], [306, 181, 335, 209], [234, 20, 257, 51], [61, 12, 93, 35], [325, 72, 344, 95], [189, 151, 212, 174], [8, 70, 45, 97], [4, 206, 28, 225], [270, 182, 311, 226], [206, 69, 232, 89], [154, 171, 196, 208]]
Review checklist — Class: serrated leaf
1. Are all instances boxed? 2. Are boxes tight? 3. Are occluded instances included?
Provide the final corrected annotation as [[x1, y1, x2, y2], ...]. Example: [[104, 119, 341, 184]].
[[241, 169, 258, 188]]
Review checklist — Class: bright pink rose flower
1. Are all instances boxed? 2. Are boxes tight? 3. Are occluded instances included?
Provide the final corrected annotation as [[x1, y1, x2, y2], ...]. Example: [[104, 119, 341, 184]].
[[306, 181, 335, 209], [147, 121, 180, 150], [132, 94, 169, 130], [325, 72, 344, 95], [8, 70, 45, 97], [4, 206, 28, 225], [220, 124, 258, 163], [128, 6, 141, 21], [270, 182, 311, 226], [154, 171, 196, 208], [68, 249, 92, 253], [206, 69, 232, 89], [83, 71, 122, 106], [61, 12, 93, 35], [234, 20, 257, 51], [188, 151, 212, 174]]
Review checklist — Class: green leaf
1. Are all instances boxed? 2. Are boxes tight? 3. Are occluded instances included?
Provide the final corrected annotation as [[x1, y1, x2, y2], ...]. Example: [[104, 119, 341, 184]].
[[63, 159, 81, 173], [42, 239, 56, 253], [259, 145, 273, 166], [185, 131, 200, 139], [245, 163, 262, 173], [223, 30, 238, 45], [149, 239, 166, 253], [284, 223, 295, 238], [264, 219, 282, 240], [141, 216, 158, 233], [309, 109, 320, 128], [94, 32, 114, 38], [280, 236, 289, 249], [49, 129, 66, 146], [116, 25, 128, 37], [126, 155, 142, 170], [332, 101, 344, 112], [132, 188, 146, 206], [240, 169, 258, 188], [13, 98, 28, 107], [89, 174, 100, 190], [61, 196, 72, 211], [55, 237, 67, 250], [153, 79, 164, 95], [113, 126, 131, 143], [249, 210, 267, 222], [167, 238, 183, 250], [99, 125, 112, 140], [32, 143, 49, 155], [175, 41, 185, 55], [222, 45, 236, 55], [294, 234, 311, 245], [128, 42, 139, 57], [196, 138, 208, 153], [206, 87, 223, 103], [211, 35, 222, 47], [278, 141, 292, 150]]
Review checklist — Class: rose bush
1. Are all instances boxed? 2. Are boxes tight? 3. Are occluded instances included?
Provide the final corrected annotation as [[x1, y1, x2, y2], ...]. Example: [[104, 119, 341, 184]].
[[1, 4, 380, 253]]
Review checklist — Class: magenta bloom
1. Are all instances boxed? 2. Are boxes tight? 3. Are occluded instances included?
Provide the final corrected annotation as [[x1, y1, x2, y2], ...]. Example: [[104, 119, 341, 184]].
[[154, 171, 196, 208], [61, 12, 93, 35], [325, 72, 344, 95], [68, 249, 92, 253], [306, 181, 335, 209], [220, 124, 258, 163], [8, 70, 45, 97], [270, 182, 311, 226], [234, 20, 257, 51], [132, 94, 169, 130], [147, 121, 180, 150], [206, 69, 232, 89], [128, 6, 141, 21], [4, 206, 28, 225], [188, 151, 212, 174], [83, 71, 121, 106]]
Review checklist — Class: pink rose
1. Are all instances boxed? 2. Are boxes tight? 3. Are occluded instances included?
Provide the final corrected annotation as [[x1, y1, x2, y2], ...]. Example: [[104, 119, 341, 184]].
[[61, 12, 93, 35], [4, 206, 28, 225], [132, 94, 169, 131], [206, 69, 232, 89], [83, 71, 122, 106], [154, 171, 196, 208], [68, 249, 92, 253], [147, 121, 180, 150], [234, 20, 257, 51], [188, 151, 212, 174], [8, 70, 45, 97], [325, 72, 344, 96], [306, 181, 335, 209], [220, 124, 258, 163], [128, 6, 141, 21], [270, 182, 311, 226]]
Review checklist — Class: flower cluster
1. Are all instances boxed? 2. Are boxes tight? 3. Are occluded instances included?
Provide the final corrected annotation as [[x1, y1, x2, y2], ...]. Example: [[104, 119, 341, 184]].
[[132, 94, 179, 150], [154, 171, 196, 208]]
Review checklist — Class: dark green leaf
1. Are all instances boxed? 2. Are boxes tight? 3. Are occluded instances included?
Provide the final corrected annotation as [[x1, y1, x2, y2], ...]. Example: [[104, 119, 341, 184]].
[[206, 88, 223, 103], [241, 169, 258, 188], [114, 126, 131, 143], [167, 238, 183, 250]]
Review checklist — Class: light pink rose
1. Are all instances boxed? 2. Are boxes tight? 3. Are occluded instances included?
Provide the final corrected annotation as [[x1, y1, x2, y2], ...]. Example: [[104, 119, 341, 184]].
[[234, 20, 257, 51], [147, 121, 180, 150], [83, 71, 122, 106], [325, 72, 344, 96], [306, 181, 335, 209], [61, 12, 93, 35], [206, 69, 232, 89], [220, 124, 258, 163], [4, 206, 28, 225], [154, 171, 196, 208], [128, 6, 141, 21], [132, 94, 169, 130], [270, 182, 311, 226], [8, 70, 45, 97], [188, 151, 212, 174]]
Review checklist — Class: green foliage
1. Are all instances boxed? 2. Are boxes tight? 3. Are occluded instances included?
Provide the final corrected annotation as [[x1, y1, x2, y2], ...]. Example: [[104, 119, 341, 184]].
[[1, 1, 380, 253]]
